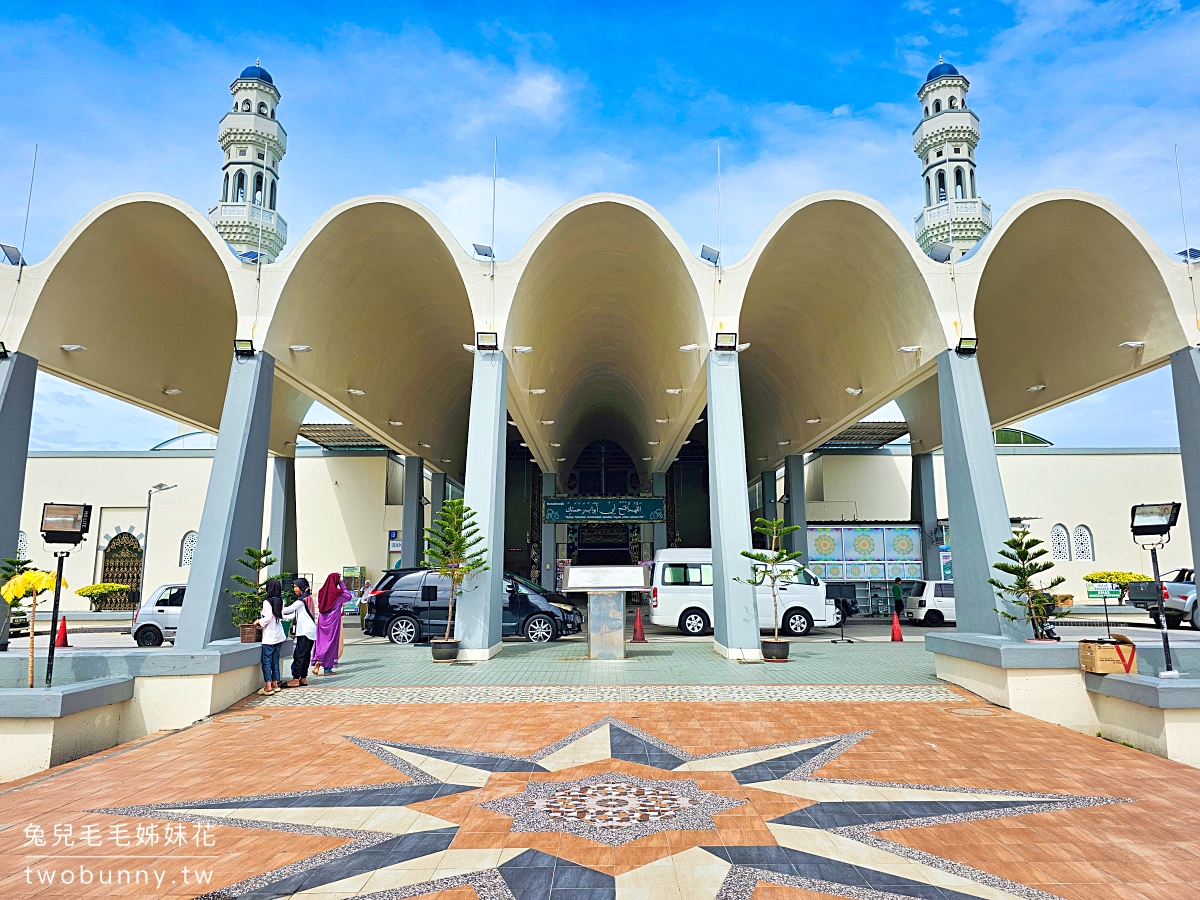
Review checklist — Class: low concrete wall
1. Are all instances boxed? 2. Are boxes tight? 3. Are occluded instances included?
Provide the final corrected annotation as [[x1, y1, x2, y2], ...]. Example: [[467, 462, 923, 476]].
[[1085, 673, 1200, 768]]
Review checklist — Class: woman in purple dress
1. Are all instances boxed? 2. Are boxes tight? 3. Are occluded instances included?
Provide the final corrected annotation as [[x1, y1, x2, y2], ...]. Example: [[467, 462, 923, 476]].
[[312, 572, 351, 676]]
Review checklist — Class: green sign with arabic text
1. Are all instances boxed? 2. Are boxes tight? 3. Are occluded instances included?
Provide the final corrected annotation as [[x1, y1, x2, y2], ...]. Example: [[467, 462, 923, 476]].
[[544, 497, 665, 523]]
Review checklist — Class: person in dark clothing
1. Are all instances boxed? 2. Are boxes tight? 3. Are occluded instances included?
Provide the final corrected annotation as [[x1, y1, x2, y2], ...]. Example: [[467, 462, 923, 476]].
[[282, 578, 316, 687], [891, 577, 905, 617]]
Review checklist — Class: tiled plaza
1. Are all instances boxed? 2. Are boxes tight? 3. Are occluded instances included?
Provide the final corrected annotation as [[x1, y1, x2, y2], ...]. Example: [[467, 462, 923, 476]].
[[3, 683, 1200, 899]]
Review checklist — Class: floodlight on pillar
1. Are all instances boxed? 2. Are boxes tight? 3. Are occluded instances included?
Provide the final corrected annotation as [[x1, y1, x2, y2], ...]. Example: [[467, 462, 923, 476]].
[[714, 332, 738, 352], [475, 332, 499, 352], [700, 245, 720, 265], [472, 244, 495, 259], [955, 337, 979, 356], [233, 339, 256, 357]]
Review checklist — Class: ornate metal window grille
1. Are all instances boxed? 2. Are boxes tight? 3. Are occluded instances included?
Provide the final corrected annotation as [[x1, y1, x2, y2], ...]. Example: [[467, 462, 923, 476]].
[[17, 531, 28, 561], [1072, 525, 1094, 562], [102, 532, 143, 597], [180, 530, 199, 567], [1049, 524, 1070, 561]]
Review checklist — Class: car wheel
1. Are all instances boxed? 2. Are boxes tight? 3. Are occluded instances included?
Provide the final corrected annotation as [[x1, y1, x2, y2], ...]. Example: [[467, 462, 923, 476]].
[[525, 614, 556, 643], [784, 607, 814, 637], [135, 626, 163, 647], [924, 609, 945, 628], [678, 608, 709, 636], [1167, 616, 1183, 630], [386, 615, 419, 645], [1192, 605, 1200, 630]]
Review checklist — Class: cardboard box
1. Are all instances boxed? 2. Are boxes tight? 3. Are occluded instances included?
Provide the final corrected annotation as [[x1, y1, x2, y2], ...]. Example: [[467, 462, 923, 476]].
[[1078, 634, 1138, 674]]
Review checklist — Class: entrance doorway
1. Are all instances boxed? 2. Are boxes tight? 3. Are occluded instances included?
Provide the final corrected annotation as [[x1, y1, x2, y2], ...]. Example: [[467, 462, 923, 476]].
[[101, 532, 143, 603], [575, 522, 632, 566]]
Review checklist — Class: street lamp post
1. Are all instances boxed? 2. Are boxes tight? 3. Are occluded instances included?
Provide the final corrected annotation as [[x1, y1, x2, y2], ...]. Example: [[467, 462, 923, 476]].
[[137, 483, 176, 617], [1131, 502, 1182, 678]]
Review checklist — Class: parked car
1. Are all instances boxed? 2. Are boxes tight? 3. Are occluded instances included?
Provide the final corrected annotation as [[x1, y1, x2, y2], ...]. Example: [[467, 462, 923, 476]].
[[1128, 568, 1199, 629], [363, 569, 583, 644], [904, 580, 956, 627], [648, 548, 836, 637], [132, 584, 186, 646]]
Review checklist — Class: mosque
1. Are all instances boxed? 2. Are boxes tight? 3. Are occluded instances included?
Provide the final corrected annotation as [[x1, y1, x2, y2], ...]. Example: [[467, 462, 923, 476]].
[[3, 58, 1199, 656]]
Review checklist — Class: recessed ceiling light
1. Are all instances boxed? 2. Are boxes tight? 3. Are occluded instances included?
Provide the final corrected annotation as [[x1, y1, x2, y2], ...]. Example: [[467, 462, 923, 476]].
[[648, 441, 660, 446], [898, 345, 920, 353], [347, 388, 365, 395], [845, 387, 863, 395], [549, 442, 561, 447], [655, 418, 668, 424], [806, 418, 822, 424], [418, 441, 431, 448], [289, 344, 313, 352], [1027, 384, 1046, 392], [162, 388, 182, 396], [388, 420, 403, 426], [666, 388, 682, 395], [529, 388, 546, 394], [540, 420, 555, 425], [60, 344, 86, 352]]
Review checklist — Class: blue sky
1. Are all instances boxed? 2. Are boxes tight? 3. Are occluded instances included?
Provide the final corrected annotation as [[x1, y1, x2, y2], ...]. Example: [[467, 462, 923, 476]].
[[3, 1, 1198, 449]]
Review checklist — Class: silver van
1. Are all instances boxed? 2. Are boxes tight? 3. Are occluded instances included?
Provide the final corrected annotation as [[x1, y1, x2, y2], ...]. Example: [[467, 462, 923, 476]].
[[132, 584, 186, 646]]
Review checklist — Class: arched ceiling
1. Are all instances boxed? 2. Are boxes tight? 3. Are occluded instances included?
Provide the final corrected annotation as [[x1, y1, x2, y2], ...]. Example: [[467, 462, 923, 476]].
[[504, 199, 708, 476], [264, 198, 475, 478], [738, 196, 947, 474], [970, 193, 1187, 428]]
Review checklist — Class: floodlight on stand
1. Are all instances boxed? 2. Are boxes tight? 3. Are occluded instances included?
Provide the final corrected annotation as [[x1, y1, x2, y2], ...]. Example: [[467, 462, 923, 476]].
[[1130, 501, 1184, 677], [233, 339, 256, 357], [700, 245, 720, 265], [714, 332, 738, 352], [955, 337, 979, 356], [475, 332, 499, 351], [1131, 502, 1181, 539], [40, 503, 92, 545], [472, 244, 495, 259]]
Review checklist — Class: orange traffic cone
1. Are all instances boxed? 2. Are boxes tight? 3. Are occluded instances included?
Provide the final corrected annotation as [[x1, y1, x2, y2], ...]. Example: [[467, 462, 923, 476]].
[[890, 612, 903, 642], [631, 606, 647, 643], [55, 616, 70, 648]]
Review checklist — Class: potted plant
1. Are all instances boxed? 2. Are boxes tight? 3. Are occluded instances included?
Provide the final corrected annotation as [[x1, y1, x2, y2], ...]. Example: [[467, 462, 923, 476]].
[[2, 565, 66, 687], [990, 528, 1067, 642], [226, 547, 277, 642], [424, 498, 488, 662], [76, 583, 132, 612], [736, 517, 805, 661]]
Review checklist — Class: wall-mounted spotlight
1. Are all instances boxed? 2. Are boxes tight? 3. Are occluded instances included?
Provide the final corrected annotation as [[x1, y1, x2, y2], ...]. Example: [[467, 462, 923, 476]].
[[806, 418, 822, 424], [519, 442, 528, 447], [513, 345, 533, 354], [955, 337, 979, 356], [700, 244, 720, 265], [549, 442, 561, 447], [162, 388, 182, 396], [388, 420, 403, 426], [679, 343, 700, 352], [666, 388, 682, 395], [715, 332, 738, 351], [756, 456, 768, 461], [540, 420, 555, 425], [440, 458, 452, 463], [530, 388, 546, 395], [418, 441, 431, 448], [845, 387, 863, 396], [347, 388, 366, 396], [1027, 384, 1046, 392], [555, 457, 566, 462], [1119, 341, 1145, 349], [655, 418, 668, 424], [475, 332, 499, 352], [643, 456, 653, 461], [289, 345, 313, 353], [648, 440, 660, 446], [60, 344, 87, 352], [777, 440, 790, 446], [898, 346, 921, 353], [233, 339, 256, 357]]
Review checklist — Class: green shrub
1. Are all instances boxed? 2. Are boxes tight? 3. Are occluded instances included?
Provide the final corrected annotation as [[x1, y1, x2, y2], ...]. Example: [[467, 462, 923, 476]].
[[1082, 571, 1152, 601], [76, 582, 132, 612]]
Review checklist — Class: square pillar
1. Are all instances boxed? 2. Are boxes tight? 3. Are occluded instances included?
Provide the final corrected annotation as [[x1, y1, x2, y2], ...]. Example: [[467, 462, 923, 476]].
[[401, 456, 424, 568], [540, 471, 557, 590], [267, 456, 297, 579], [910, 451, 941, 579], [706, 349, 761, 659], [936, 348, 1020, 638], [782, 454, 807, 560], [176, 351, 275, 649], [760, 469, 778, 523], [651, 471, 668, 555], [430, 472, 446, 524], [0, 352, 36, 561], [1171, 347, 1200, 574], [456, 348, 507, 659]]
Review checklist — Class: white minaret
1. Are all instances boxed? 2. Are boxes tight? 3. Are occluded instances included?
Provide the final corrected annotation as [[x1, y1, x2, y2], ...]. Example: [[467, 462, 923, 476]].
[[913, 57, 990, 258], [209, 61, 288, 262]]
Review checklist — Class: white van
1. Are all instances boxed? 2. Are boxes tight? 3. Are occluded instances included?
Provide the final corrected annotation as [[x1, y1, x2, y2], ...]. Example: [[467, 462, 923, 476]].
[[649, 548, 835, 636], [904, 580, 955, 627]]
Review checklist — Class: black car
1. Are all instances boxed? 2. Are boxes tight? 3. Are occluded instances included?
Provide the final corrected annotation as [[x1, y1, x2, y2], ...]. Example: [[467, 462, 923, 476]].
[[364, 568, 583, 644]]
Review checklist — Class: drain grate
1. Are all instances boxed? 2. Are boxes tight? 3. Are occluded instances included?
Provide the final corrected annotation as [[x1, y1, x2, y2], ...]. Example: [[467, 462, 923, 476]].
[[945, 707, 1006, 717], [450, 661, 476, 666]]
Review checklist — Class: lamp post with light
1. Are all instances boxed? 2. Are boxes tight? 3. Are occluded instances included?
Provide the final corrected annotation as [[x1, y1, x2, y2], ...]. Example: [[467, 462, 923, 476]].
[[1130, 502, 1182, 677], [39, 503, 91, 687], [136, 483, 176, 615]]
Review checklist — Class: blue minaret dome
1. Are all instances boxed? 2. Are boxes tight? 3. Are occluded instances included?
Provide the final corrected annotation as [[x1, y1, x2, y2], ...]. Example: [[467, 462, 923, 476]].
[[239, 60, 273, 85], [924, 60, 960, 83]]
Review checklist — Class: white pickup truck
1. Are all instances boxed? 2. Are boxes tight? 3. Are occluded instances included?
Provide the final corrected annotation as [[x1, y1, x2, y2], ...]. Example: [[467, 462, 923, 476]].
[[1127, 568, 1200, 630]]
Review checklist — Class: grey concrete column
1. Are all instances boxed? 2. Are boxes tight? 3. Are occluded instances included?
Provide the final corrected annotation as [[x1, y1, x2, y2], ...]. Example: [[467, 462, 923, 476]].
[[1171, 347, 1200, 573], [910, 451, 941, 579], [430, 472, 446, 524], [936, 348, 1019, 638], [706, 349, 761, 659], [267, 456, 297, 578], [651, 471, 668, 555], [401, 456, 424, 568], [540, 471, 557, 589], [176, 351, 275, 649], [760, 469, 778, 524], [0, 352, 36, 561], [782, 454, 807, 560], [456, 348, 507, 659]]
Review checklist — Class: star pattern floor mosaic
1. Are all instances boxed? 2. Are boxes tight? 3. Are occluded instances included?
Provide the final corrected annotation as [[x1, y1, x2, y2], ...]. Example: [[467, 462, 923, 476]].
[[3, 698, 1200, 899]]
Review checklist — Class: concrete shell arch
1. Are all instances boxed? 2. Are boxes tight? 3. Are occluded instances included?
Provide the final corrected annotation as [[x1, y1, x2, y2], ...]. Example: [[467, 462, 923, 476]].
[[500, 195, 710, 476], [2, 193, 239, 432], [734, 192, 950, 471], [965, 190, 1190, 429], [264, 196, 477, 477]]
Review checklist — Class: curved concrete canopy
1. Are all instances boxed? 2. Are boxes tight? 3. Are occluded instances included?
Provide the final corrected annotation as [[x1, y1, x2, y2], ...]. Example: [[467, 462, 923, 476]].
[[6, 194, 239, 432], [967, 191, 1190, 429], [735, 194, 950, 473], [502, 197, 709, 476], [264, 197, 476, 477]]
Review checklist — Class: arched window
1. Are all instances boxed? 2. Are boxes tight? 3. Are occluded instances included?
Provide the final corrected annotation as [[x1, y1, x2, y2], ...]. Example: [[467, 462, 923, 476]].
[[924, 105, 929, 116], [1073, 525, 1095, 562], [241, 99, 251, 111], [269, 179, 277, 210], [954, 167, 965, 199], [253, 172, 264, 205], [936, 170, 947, 202], [969, 170, 976, 198], [233, 101, 238, 111], [270, 108, 275, 119], [933, 99, 942, 113], [948, 96, 957, 109], [1050, 525, 1070, 561], [257, 102, 267, 114], [924, 177, 931, 207], [234, 170, 246, 202], [17, 531, 28, 561], [222, 172, 229, 202], [180, 531, 199, 567]]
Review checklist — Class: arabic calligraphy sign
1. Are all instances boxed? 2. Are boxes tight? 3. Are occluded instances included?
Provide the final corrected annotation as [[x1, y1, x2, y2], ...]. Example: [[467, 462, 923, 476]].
[[544, 497, 665, 523]]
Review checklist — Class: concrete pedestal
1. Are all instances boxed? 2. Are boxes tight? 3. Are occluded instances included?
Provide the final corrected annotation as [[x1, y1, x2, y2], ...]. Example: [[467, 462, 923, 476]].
[[588, 591, 626, 659]]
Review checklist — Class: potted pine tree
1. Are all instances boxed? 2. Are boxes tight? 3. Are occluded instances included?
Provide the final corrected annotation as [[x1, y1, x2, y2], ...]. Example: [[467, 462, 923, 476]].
[[990, 529, 1067, 642], [424, 499, 488, 662], [226, 548, 277, 642], [737, 517, 805, 661]]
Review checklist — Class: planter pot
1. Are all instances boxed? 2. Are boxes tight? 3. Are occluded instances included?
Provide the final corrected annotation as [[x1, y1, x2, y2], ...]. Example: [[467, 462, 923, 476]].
[[431, 639, 460, 662], [239, 624, 262, 643], [762, 638, 790, 661]]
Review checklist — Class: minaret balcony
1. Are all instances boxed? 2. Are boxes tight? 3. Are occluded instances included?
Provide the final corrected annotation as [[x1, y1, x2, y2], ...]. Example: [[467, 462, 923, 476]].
[[208, 202, 288, 244], [914, 198, 991, 252]]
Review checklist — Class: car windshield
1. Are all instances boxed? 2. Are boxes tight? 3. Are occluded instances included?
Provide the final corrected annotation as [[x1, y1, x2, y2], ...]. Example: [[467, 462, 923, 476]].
[[507, 572, 549, 595]]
